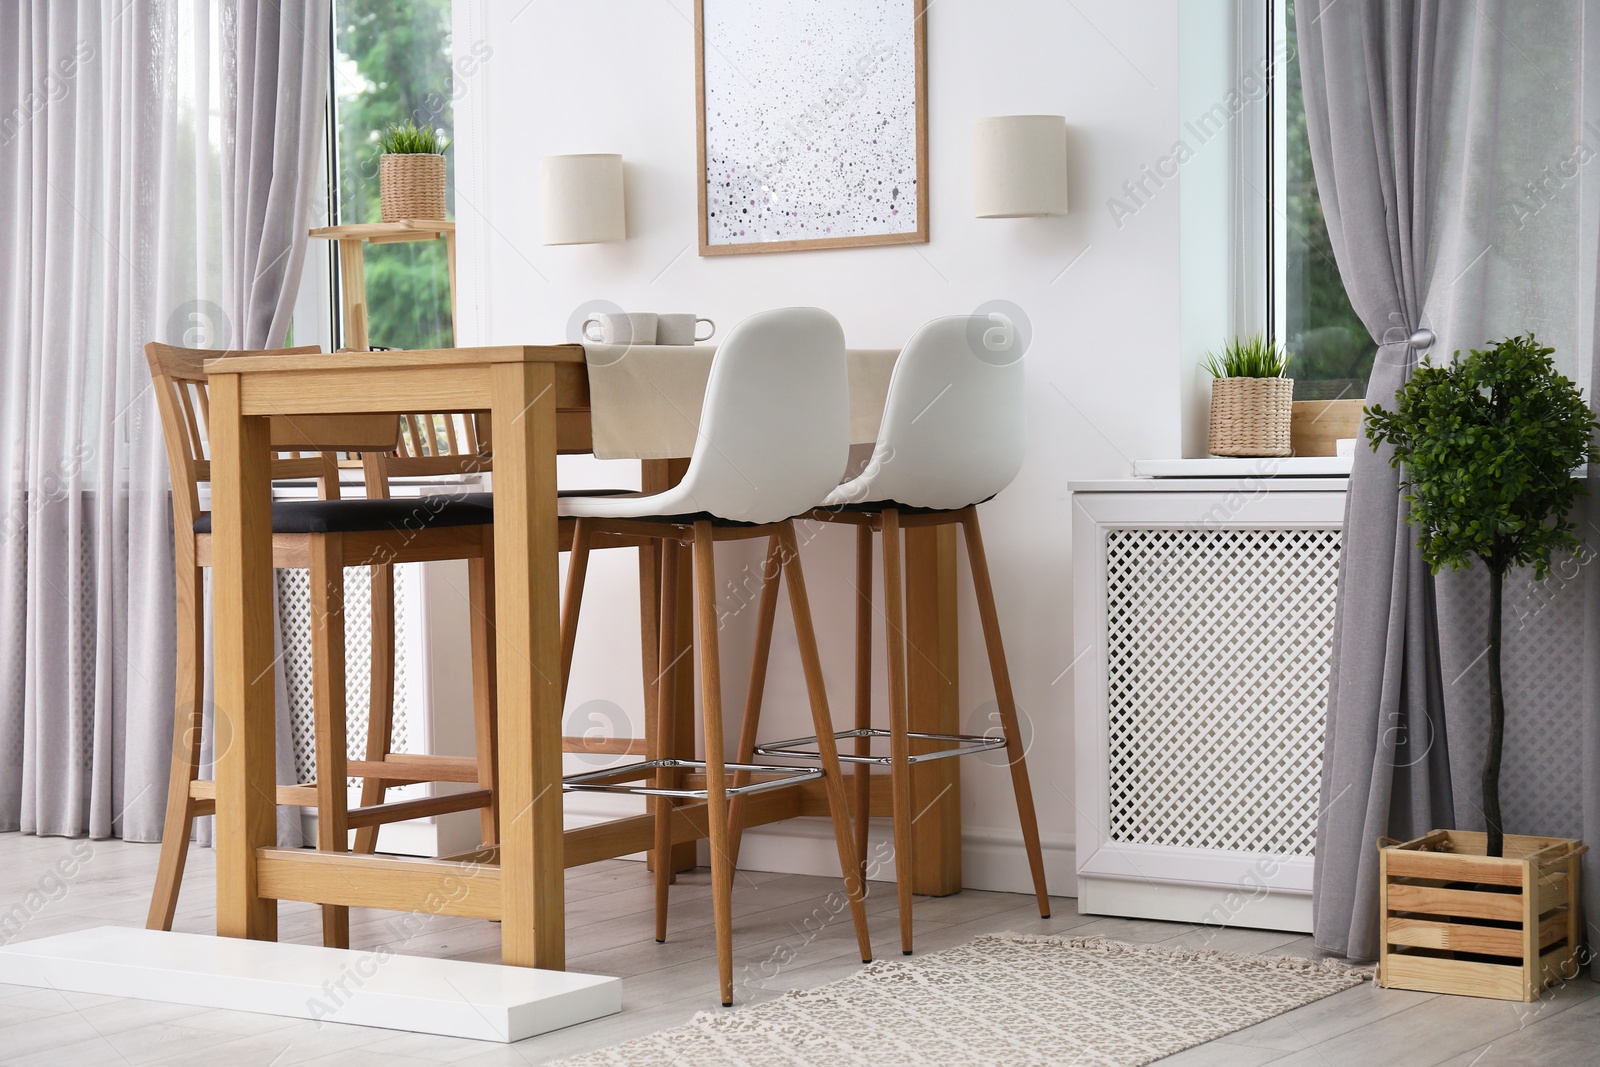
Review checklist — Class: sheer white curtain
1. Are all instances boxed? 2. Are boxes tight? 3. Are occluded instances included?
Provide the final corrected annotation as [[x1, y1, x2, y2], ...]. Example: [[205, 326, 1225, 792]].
[[0, 1, 327, 843]]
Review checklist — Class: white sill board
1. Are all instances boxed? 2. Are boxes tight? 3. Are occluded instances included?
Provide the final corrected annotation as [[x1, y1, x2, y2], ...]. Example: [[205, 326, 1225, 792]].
[[1132, 456, 1353, 478], [0, 926, 620, 1043]]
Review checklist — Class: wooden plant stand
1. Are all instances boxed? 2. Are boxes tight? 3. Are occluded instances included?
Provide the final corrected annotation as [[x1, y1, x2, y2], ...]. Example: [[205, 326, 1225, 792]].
[[309, 219, 455, 352], [1379, 830, 1586, 1001]]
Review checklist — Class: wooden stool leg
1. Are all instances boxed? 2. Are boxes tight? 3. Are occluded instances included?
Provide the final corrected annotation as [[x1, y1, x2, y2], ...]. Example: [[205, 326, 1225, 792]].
[[727, 534, 782, 866], [651, 541, 679, 943], [470, 527, 499, 846], [692, 523, 737, 1006], [310, 536, 351, 948], [777, 523, 875, 966], [559, 519, 592, 699], [352, 563, 394, 855], [147, 561, 207, 931], [853, 524, 874, 883], [882, 510, 915, 954], [961, 509, 1049, 918]]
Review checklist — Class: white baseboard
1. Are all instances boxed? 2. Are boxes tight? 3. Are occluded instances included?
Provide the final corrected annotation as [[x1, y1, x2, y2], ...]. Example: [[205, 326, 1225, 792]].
[[700, 813, 1078, 899]]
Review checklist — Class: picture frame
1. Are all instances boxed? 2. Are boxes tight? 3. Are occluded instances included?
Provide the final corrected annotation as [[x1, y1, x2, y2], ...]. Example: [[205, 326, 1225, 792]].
[[694, 0, 929, 256]]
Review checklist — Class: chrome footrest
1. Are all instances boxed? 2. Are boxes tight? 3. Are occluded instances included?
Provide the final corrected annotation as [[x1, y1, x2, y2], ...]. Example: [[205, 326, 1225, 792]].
[[562, 758, 823, 799], [754, 728, 1006, 766]]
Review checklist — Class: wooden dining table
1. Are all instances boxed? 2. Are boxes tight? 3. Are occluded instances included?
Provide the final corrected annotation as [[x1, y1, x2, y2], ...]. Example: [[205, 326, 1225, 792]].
[[204, 343, 966, 971]]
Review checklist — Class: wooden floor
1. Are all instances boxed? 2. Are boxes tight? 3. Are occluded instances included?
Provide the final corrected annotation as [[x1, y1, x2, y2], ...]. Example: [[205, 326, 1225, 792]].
[[0, 833, 1594, 1065]]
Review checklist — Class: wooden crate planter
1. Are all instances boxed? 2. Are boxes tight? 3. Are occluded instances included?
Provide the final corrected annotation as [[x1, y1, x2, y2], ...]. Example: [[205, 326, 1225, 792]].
[[1379, 830, 1586, 1001]]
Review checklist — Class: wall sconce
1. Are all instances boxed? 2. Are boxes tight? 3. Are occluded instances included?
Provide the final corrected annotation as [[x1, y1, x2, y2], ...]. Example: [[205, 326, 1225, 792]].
[[973, 115, 1069, 218], [540, 153, 626, 244]]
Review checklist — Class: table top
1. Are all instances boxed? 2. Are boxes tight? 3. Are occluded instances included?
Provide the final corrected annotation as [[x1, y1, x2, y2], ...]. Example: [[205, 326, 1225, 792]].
[[203, 344, 585, 375]]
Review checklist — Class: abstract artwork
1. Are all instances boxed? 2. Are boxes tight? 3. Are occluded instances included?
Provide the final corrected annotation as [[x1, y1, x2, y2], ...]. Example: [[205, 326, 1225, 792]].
[[695, 0, 928, 255]]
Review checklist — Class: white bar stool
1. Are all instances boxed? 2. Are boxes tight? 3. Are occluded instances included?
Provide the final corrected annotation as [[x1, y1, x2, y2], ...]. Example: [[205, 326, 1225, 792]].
[[557, 307, 874, 1006], [747, 314, 1050, 955]]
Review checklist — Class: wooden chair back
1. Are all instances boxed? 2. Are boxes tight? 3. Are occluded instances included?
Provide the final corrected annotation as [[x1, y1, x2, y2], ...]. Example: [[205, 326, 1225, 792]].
[[144, 341, 403, 536], [362, 412, 493, 498]]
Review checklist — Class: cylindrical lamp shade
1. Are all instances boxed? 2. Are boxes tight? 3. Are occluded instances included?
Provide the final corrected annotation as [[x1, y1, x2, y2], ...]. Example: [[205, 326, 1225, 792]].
[[540, 153, 626, 244], [973, 116, 1069, 218]]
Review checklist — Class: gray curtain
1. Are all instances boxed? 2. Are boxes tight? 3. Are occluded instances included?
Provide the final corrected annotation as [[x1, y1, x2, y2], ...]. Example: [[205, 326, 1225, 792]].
[[1303, 0, 1600, 971], [201, 0, 331, 848], [0, 0, 326, 845], [224, 0, 330, 351], [1299, 0, 1460, 961]]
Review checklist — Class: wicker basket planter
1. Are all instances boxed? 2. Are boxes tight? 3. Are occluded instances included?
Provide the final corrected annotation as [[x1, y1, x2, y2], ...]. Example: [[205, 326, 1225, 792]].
[[379, 153, 447, 222], [1208, 376, 1293, 457], [1378, 830, 1586, 1002]]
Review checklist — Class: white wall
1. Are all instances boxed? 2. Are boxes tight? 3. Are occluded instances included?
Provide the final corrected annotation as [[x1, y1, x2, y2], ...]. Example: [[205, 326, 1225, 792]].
[[453, 0, 1187, 894]]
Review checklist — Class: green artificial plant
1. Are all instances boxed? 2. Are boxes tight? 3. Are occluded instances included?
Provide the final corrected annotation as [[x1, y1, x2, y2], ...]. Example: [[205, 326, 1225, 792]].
[[1202, 334, 1290, 379], [1366, 333, 1599, 857], [375, 118, 450, 155]]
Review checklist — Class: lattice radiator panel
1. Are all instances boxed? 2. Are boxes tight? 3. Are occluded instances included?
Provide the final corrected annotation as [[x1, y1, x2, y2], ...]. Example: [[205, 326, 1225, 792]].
[[1104, 528, 1340, 857], [276, 566, 414, 784]]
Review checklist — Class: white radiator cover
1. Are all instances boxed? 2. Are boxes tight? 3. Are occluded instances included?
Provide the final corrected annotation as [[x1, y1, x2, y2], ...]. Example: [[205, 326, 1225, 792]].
[[1072, 478, 1348, 932]]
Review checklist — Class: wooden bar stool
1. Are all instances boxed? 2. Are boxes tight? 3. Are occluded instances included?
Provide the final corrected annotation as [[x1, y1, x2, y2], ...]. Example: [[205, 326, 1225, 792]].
[[144, 344, 501, 948], [747, 315, 1050, 955], [557, 308, 874, 1006]]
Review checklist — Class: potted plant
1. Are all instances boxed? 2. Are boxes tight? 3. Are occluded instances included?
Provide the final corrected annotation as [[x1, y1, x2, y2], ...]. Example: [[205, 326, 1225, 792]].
[[1366, 332, 1596, 1001], [1204, 335, 1293, 457], [376, 119, 449, 222]]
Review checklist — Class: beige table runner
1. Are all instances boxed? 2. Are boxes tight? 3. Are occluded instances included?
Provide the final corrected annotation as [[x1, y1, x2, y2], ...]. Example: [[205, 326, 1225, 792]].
[[582, 344, 899, 460]]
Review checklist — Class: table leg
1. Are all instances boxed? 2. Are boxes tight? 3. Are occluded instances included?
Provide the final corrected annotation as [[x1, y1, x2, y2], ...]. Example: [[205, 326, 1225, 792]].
[[490, 362, 565, 968], [640, 459, 697, 876], [904, 524, 961, 896], [208, 373, 279, 940]]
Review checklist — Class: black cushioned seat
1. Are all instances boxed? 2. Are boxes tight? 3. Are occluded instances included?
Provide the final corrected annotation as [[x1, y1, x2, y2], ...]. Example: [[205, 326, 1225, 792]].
[[194, 492, 495, 535], [194, 489, 639, 535], [824, 494, 996, 517]]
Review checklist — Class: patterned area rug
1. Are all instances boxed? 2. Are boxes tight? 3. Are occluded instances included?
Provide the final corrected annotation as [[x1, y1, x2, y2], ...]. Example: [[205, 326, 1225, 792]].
[[554, 934, 1370, 1067]]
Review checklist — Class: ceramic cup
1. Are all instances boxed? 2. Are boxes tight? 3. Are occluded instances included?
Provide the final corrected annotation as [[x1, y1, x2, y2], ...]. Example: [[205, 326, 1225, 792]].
[[655, 314, 716, 345], [582, 312, 658, 345]]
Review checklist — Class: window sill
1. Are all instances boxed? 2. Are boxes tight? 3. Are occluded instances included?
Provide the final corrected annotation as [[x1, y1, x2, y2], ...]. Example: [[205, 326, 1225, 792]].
[[1131, 456, 1353, 478]]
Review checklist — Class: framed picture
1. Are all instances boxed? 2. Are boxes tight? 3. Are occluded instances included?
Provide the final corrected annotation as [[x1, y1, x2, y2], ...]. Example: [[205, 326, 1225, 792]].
[[695, 0, 929, 256]]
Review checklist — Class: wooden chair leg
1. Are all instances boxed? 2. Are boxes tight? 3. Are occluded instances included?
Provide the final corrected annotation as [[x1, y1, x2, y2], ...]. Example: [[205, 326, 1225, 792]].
[[776, 523, 875, 967], [310, 536, 351, 948], [651, 540, 679, 943], [352, 562, 394, 855], [727, 534, 782, 867], [470, 527, 499, 847], [882, 510, 916, 954], [147, 562, 207, 931], [853, 524, 874, 884], [559, 519, 592, 700], [960, 509, 1049, 918], [691, 522, 737, 1006]]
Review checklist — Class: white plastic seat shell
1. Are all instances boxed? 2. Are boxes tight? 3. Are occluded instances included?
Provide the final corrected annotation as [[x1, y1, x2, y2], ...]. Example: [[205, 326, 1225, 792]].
[[822, 314, 1025, 512], [560, 307, 850, 525]]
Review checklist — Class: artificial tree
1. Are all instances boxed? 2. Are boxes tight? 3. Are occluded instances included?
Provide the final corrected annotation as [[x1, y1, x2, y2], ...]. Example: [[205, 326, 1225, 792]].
[[1366, 333, 1598, 858]]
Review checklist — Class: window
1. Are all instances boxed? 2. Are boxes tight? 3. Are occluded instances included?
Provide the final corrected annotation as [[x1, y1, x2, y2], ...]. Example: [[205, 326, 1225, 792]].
[[328, 0, 455, 351], [1273, 0, 1373, 401]]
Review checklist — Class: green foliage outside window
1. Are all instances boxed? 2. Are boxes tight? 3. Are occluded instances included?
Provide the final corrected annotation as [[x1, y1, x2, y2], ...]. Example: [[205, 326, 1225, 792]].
[[335, 0, 455, 350], [1283, 0, 1376, 400]]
